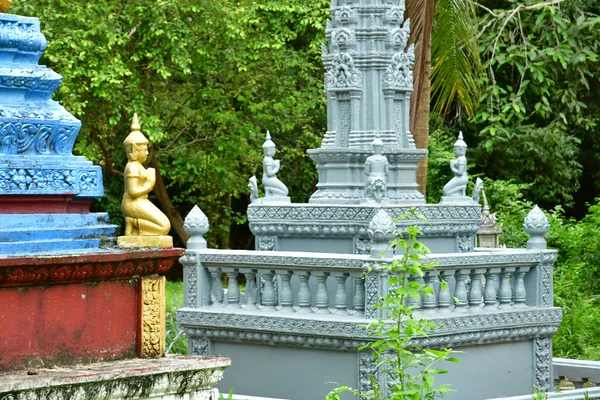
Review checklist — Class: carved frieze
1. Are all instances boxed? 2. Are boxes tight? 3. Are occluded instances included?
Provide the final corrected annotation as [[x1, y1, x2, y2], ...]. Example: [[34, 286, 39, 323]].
[[325, 53, 362, 90], [382, 50, 415, 89], [0, 248, 181, 287], [0, 167, 101, 196], [180, 308, 561, 351], [139, 276, 166, 358], [534, 338, 552, 390]]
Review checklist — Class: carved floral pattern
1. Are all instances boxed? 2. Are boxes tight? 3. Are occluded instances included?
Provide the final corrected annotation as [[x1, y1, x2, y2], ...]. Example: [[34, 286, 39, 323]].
[[0, 250, 180, 287], [140, 276, 166, 358], [180, 308, 561, 351], [382, 51, 415, 89], [534, 338, 552, 390], [0, 121, 79, 155], [325, 53, 362, 89]]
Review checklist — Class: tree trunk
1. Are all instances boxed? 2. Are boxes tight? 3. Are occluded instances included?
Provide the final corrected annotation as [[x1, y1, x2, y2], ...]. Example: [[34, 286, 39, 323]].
[[148, 153, 188, 246], [414, 43, 431, 198]]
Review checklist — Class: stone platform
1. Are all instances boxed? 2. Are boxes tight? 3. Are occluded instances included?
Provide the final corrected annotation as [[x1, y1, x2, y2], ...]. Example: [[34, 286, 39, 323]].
[[0, 355, 230, 400]]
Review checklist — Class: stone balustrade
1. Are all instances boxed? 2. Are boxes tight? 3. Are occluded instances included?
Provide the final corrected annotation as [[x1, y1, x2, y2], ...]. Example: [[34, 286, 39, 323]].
[[181, 247, 553, 319]]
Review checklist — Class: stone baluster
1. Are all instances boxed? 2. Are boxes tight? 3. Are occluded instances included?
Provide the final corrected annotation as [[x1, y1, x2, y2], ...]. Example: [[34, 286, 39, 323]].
[[438, 270, 454, 312], [406, 275, 422, 309], [315, 271, 330, 313], [468, 269, 486, 308], [422, 271, 439, 311], [498, 267, 516, 308], [224, 268, 240, 307], [207, 267, 223, 305], [260, 270, 277, 309], [453, 269, 470, 311], [332, 272, 349, 313], [513, 266, 531, 307], [484, 268, 501, 308], [353, 275, 365, 313], [239, 268, 259, 310], [277, 270, 294, 311], [296, 271, 312, 313]]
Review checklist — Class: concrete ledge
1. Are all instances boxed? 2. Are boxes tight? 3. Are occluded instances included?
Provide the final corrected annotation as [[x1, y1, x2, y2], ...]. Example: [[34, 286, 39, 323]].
[[0, 355, 230, 399], [489, 387, 600, 399], [554, 358, 600, 385]]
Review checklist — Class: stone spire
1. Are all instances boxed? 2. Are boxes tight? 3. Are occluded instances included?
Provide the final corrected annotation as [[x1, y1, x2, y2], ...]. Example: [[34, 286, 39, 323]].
[[0, 12, 103, 198], [308, 0, 426, 205]]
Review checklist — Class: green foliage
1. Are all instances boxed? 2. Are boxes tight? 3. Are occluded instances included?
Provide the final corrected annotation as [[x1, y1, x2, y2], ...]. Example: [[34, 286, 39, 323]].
[[166, 281, 187, 355], [431, 0, 482, 119], [467, 0, 600, 208], [327, 211, 459, 400], [547, 199, 600, 360]]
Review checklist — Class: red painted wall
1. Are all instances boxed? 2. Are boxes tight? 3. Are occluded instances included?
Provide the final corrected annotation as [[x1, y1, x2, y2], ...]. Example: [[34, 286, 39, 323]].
[[0, 280, 138, 369]]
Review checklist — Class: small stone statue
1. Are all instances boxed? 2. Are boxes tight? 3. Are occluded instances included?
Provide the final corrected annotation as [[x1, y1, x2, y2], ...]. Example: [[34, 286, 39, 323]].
[[248, 176, 259, 203], [363, 136, 389, 203], [262, 131, 289, 198], [118, 114, 172, 248], [441, 131, 471, 203]]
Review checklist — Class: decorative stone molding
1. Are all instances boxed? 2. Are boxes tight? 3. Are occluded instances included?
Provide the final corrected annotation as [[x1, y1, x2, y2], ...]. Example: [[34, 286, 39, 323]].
[[0, 248, 182, 288], [140, 276, 166, 358], [324, 52, 362, 89], [190, 337, 211, 357], [195, 248, 556, 271], [457, 235, 474, 253], [534, 338, 552, 390], [256, 236, 277, 251], [382, 50, 415, 89], [179, 308, 561, 352], [0, 165, 102, 197]]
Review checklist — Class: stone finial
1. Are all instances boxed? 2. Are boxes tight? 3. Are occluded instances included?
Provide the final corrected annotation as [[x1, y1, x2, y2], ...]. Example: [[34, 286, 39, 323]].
[[368, 209, 395, 258], [184, 205, 209, 250], [524, 205, 549, 250], [0, 0, 12, 12]]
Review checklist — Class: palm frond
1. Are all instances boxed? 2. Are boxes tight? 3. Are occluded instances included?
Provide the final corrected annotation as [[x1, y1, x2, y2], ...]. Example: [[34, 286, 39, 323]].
[[430, 0, 482, 120]]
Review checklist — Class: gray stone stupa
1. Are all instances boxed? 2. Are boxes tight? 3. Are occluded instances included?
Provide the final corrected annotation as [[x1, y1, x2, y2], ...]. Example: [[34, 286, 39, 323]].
[[248, 0, 481, 255]]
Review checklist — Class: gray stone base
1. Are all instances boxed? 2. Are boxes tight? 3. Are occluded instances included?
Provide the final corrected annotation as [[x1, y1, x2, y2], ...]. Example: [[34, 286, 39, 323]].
[[0, 355, 230, 400]]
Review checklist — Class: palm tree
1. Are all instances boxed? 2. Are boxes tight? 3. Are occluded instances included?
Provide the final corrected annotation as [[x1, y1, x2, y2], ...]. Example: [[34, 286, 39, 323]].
[[405, 0, 481, 197]]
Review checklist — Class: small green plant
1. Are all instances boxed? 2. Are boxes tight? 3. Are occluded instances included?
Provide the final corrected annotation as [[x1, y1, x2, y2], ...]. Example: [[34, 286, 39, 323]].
[[166, 281, 188, 354], [531, 388, 548, 400], [327, 210, 460, 400]]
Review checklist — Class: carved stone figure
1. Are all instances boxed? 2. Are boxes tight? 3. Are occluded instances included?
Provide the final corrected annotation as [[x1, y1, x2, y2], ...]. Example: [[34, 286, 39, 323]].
[[363, 136, 389, 203], [441, 132, 471, 204], [262, 131, 289, 198], [248, 176, 259, 204], [118, 114, 172, 248]]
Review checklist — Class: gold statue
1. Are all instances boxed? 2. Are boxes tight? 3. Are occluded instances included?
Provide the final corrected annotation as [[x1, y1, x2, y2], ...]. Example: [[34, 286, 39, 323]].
[[117, 114, 172, 249], [0, 0, 12, 13]]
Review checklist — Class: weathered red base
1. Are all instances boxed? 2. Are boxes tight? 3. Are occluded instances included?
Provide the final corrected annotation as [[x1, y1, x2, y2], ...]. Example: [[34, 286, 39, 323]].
[[0, 248, 183, 370], [0, 195, 91, 214]]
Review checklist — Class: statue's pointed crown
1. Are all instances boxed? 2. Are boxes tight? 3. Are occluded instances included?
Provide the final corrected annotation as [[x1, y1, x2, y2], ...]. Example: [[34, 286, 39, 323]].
[[262, 130, 275, 149], [124, 113, 149, 145], [454, 131, 467, 148]]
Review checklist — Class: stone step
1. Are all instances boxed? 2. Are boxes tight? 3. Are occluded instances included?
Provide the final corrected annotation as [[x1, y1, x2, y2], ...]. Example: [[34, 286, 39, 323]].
[[0, 238, 101, 254], [0, 225, 116, 242], [0, 213, 112, 229]]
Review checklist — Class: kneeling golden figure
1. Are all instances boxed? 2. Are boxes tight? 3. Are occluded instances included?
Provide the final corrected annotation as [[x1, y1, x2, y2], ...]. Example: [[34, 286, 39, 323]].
[[117, 114, 172, 248]]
